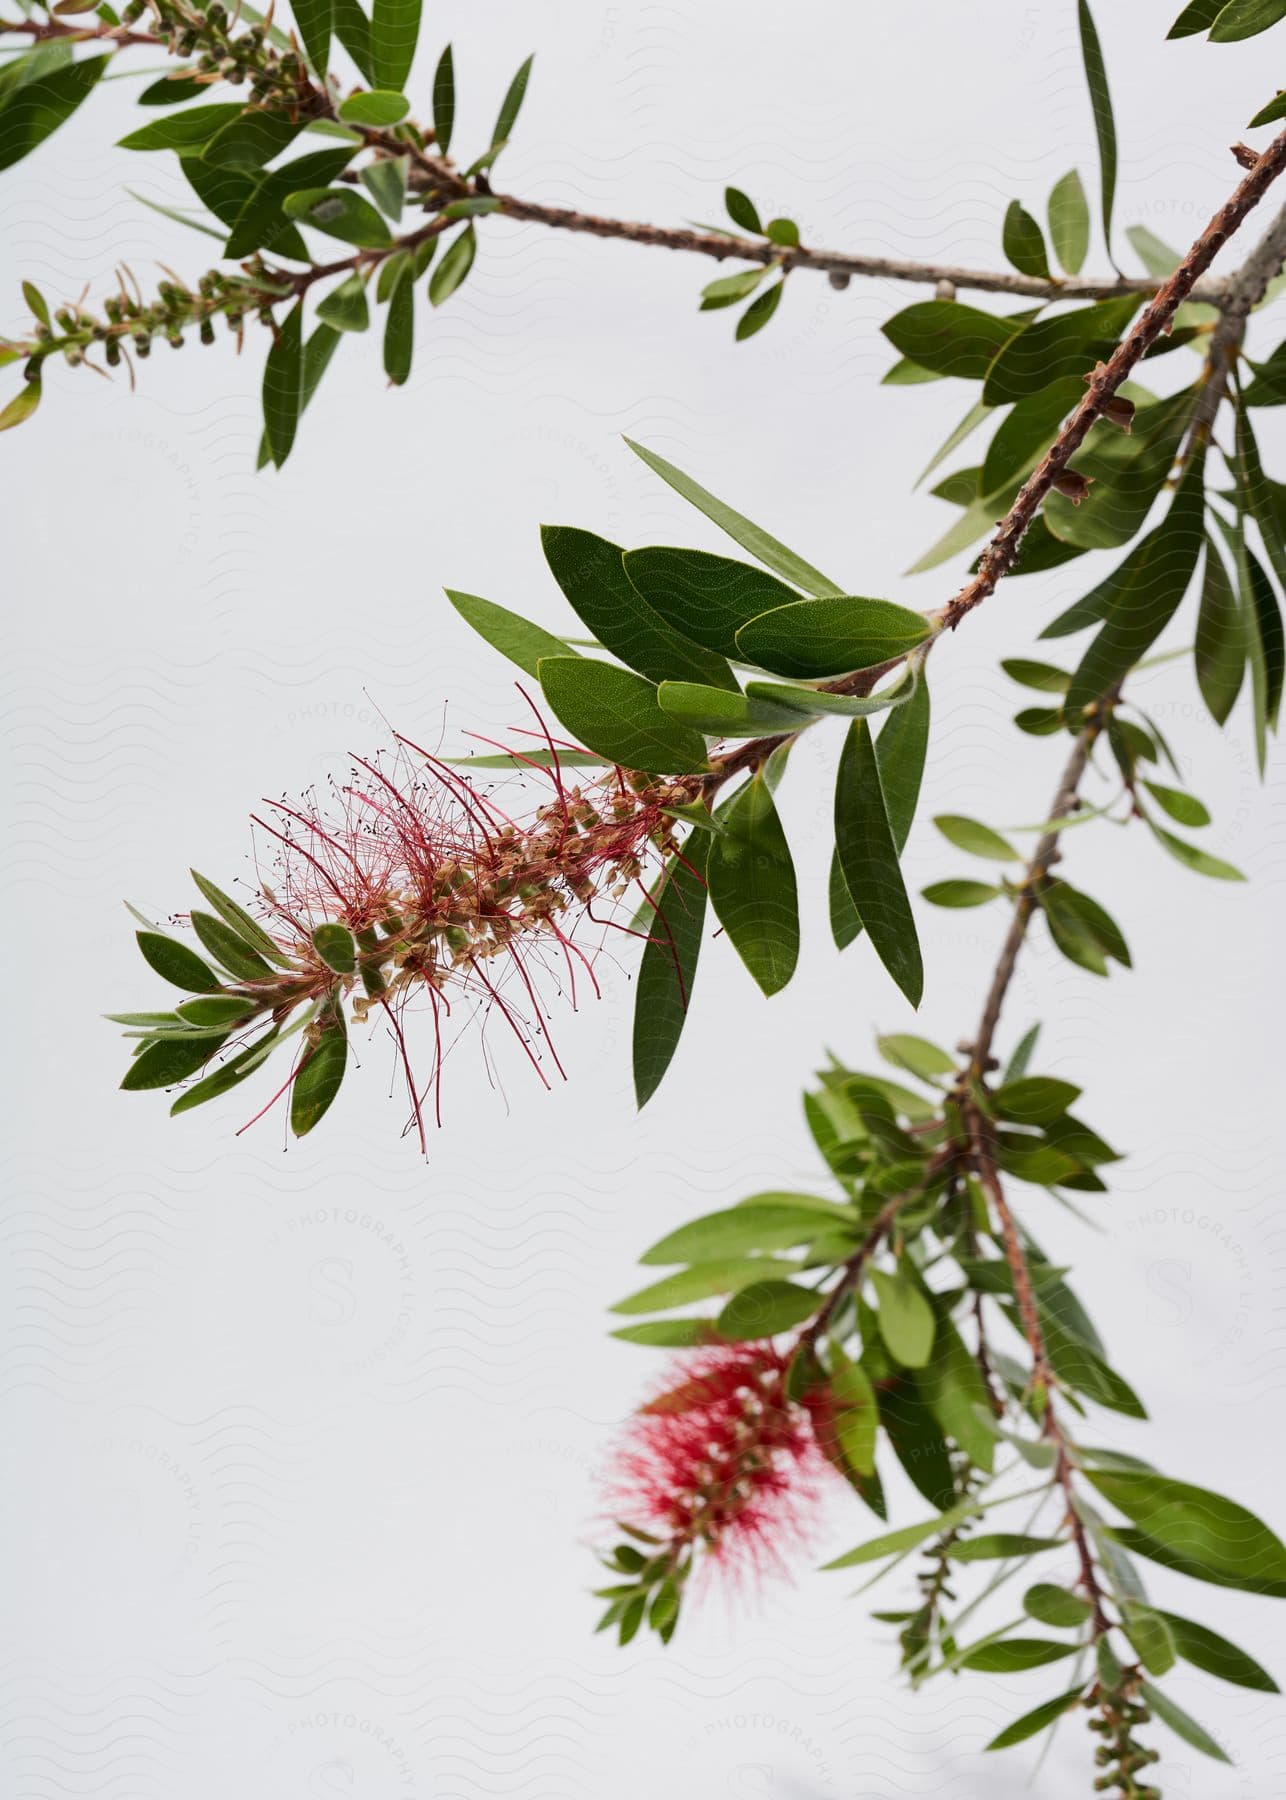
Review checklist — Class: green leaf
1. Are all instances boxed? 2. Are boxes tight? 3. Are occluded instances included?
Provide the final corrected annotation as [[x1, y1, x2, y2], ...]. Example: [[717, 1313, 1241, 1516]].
[[1194, 536, 1245, 725], [707, 772, 800, 995], [445, 588, 573, 678], [701, 267, 766, 310], [262, 299, 304, 467], [1024, 1583, 1093, 1628], [623, 547, 802, 661], [0, 374, 41, 433], [870, 1267, 935, 1367], [0, 52, 104, 171], [985, 1686, 1086, 1751], [312, 922, 356, 973], [993, 1076, 1081, 1125], [283, 186, 390, 246], [1039, 879, 1131, 975], [1148, 822, 1244, 881], [623, 438, 843, 597], [492, 52, 533, 150], [882, 301, 1021, 381], [432, 43, 454, 154], [919, 1303, 996, 1469], [316, 271, 371, 333], [633, 836, 709, 1107], [1002, 658, 1071, 693], [733, 596, 930, 680], [877, 1033, 954, 1079], [360, 155, 407, 221], [953, 1533, 1065, 1561], [119, 100, 244, 154], [1141, 780, 1209, 827], [190, 910, 272, 981], [983, 295, 1143, 406], [290, 1003, 348, 1135], [735, 280, 783, 341], [121, 1032, 228, 1090], [716, 1279, 819, 1339], [369, 0, 420, 91], [831, 676, 931, 951], [189, 874, 286, 964], [1089, 1468, 1286, 1589], [202, 109, 305, 170], [290, 0, 333, 72], [1065, 446, 1206, 713], [1160, 1610, 1279, 1691], [982, 378, 1083, 497], [428, 223, 476, 306], [383, 261, 414, 384], [169, 1029, 280, 1114], [725, 186, 762, 234], [1048, 169, 1090, 275], [1168, 0, 1225, 34], [1122, 1601, 1177, 1675], [333, 0, 374, 81], [1139, 1681, 1229, 1762], [337, 88, 409, 126], [541, 526, 735, 689], [828, 1363, 880, 1476], [176, 995, 256, 1027], [658, 682, 805, 736], [537, 656, 707, 774], [824, 1500, 980, 1569], [1003, 199, 1051, 280], [764, 216, 799, 247], [224, 146, 356, 258], [136, 930, 221, 993], [834, 719, 923, 1006], [1210, 0, 1286, 38], [744, 672, 915, 719], [612, 1255, 799, 1315], [1004, 1025, 1041, 1082], [641, 1200, 853, 1267], [962, 1638, 1078, 1672], [933, 815, 1018, 861], [21, 280, 50, 328], [611, 1318, 715, 1347], [922, 879, 1003, 908], [1078, 0, 1118, 261]]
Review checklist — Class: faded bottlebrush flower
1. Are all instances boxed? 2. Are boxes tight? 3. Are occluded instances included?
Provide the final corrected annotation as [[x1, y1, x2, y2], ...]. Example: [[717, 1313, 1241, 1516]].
[[113, 736, 693, 1145], [596, 1344, 827, 1642]]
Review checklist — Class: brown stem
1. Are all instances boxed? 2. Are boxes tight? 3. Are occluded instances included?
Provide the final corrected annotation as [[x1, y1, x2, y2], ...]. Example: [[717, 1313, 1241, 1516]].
[[941, 128, 1286, 633]]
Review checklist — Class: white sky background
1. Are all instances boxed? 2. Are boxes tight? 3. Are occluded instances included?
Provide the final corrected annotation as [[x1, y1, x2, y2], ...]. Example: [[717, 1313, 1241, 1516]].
[[3, 1, 1286, 1794]]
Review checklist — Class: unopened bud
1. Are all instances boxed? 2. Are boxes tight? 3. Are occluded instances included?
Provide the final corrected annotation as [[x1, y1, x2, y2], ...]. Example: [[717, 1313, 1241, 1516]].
[[1051, 468, 1094, 505], [1231, 142, 1259, 171]]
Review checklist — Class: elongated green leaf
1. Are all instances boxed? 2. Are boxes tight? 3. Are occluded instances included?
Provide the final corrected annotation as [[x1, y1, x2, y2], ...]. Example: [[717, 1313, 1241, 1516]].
[[370, 0, 420, 90], [1160, 1610, 1279, 1691], [934, 815, 1018, 861], [623, 546, 802, 660], [984, 294, 1142, 405], [736, 280, 783, 341], [983, 378, 1083, 496], [361, 155, 407, 221], [445, 587, 573, 677], [262, 299, 304, 467], [0, 53, 106, 171], [290, 1004, 348, 1135], [316, 271, 371, 333], [870, 1266, 935, 1367], [121, 1032, 228, 1090], [191, 910, 272, 981], [734, 596, 930, 680], [1168, 0, 1225, 34], [136, 930, 221, 993], [1024, 1583, 1093, 1627], [1210, 0, 1286, 38], [1078, 0, 1118, 261], [1048, 169, 1090, 274], [541, 526, 735, 688], [985, 1685, 1086, 1751], [1139, 1681, 1229, 1762], [882, 300, 1021, 380], [1003, 200, 1051, 280], [432, 44, 455, 153], [658, 682, 805, 736], [745, 673, 914, 719], [707, 772, 800, 995], [1149, 822, 1244, 880], [0, 375, 41, 433], [963, 1638, 1077, 1672], [333, 0, 374, 81], [383, 261, 414, 384], [954, 1533, 1064, 1561], [1194, 536, 1245, 724], [623, 439, 843, 596], [428, 223, 476, 306], [993, 1076, 1080, 1125], [170, 1029, 280, 1114], [537, 656, 707, 774], [824, 1500, 979, 1569], [919, 1303, 996, 1469], [717, 1279, 818, 1339], [1141, 780, 1210, 827], [611, 1318, 715, 1347], [1089, 1468, 1286, 1588], [922, 879, 1003, 908], [612, 1255, 799, 1316], [283, 186, 390, 246], [312, 922, 356, 974], [119, 100, 243, 153], [225, 146, 355, 258], [633, 836, 709, 1107], [832, 676, 930, 950], [834, 719, 923, 1004], [292, 0, 333, 74], [1065, 447, 1206, 713], [641, 1201, 853, 1267], [337, 88, 408, 126]]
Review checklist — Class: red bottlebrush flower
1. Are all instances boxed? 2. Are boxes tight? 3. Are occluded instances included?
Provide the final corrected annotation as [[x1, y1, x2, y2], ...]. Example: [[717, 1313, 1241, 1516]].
[[606, 1344, 827, 1601], [119, 718, 698, 1145]]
